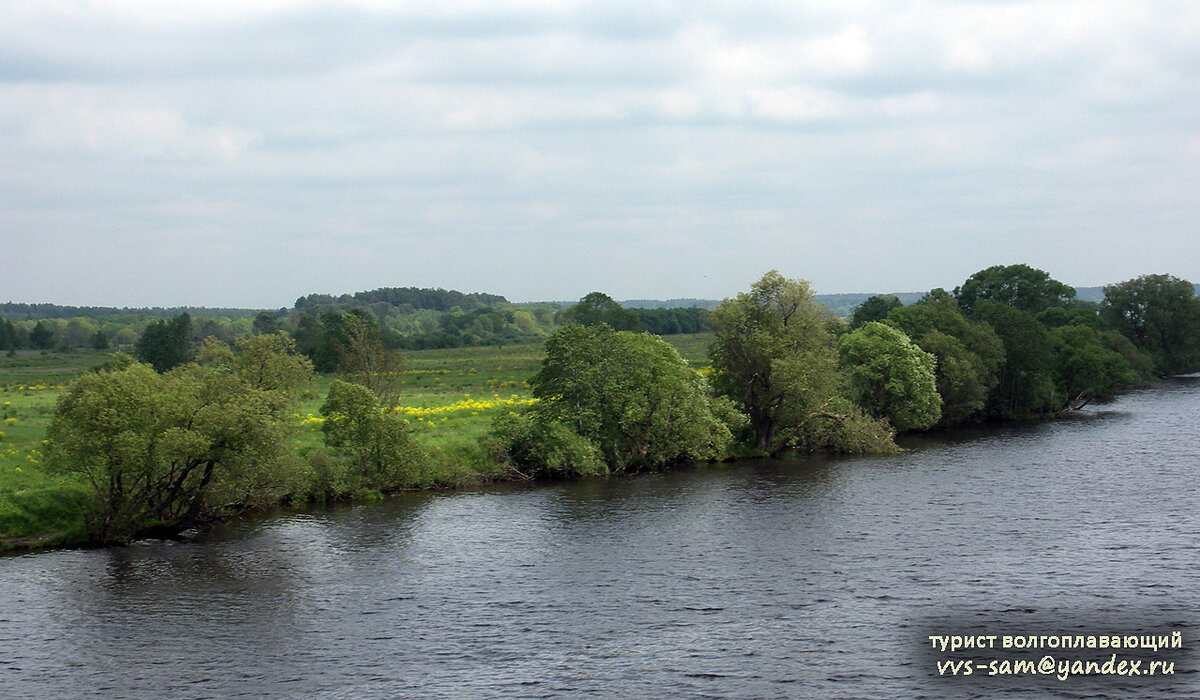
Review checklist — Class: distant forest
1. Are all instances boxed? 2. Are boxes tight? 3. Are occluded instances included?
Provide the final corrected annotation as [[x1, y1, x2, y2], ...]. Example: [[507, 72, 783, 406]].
[[3, 282, 1197, 356]]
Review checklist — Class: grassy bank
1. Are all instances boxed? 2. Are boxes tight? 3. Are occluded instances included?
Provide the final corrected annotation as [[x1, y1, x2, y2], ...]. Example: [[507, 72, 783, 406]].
[[0, 335, 714, 552]]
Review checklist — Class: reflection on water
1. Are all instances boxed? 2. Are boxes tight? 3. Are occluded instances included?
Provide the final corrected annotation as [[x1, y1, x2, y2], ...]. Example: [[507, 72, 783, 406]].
[[2, 379, 1198, 698]]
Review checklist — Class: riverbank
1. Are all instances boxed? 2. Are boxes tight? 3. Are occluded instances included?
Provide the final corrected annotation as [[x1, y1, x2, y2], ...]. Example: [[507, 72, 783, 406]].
[[1, 335, 715, 552]]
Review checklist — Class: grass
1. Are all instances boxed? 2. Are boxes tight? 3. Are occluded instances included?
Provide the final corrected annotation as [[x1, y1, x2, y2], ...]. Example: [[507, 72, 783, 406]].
[[0, 334, 715, 550], [0, 353, 103, 550]]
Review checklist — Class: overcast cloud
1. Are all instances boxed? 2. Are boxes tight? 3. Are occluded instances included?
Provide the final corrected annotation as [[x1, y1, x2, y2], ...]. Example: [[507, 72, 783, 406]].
[[3, 1, 1198, 307]]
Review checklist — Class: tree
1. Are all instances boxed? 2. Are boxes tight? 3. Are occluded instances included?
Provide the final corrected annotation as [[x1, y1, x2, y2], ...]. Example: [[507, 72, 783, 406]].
[[134, 313, 194, 372], [972, 301, 1057, 419], [253, 311, 280, 335], [197, 332, 314, 394], [1101, 274, 1200, 376], [838, 322, 941, 431], [30, 320, 55, 350], [320, 380, 425, 490], [709, 271, 889, 455], [1048, 324, 1139, 410], [91, 329, 110, 350], [334, 313, 405, 408], [526, 324, 736, 472], [558, 292, 640, 331], [885, 290, 1005, 427], [46, 353, 311, 544], [850, 295, 902, 330], [0, 319, 18, 351], [954, 264, 1076, 315]]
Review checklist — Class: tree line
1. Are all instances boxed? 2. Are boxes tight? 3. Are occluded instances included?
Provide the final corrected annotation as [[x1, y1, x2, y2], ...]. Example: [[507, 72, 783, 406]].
[[39, 265, 1200, 544], [489, 265, 1198, 476]]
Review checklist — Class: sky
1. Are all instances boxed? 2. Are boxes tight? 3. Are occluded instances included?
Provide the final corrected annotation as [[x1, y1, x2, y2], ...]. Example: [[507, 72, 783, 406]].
[[3, 1, 1198, 309]]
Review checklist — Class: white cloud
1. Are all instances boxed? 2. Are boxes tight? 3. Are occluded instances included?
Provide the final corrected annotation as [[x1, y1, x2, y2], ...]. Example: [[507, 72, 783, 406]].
[[3, 1, 1199, 305], [6, 86, 257, 161]]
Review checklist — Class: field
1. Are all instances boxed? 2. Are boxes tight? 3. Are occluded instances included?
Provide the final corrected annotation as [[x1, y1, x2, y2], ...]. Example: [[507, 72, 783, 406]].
[[0, 335, 713, 550]]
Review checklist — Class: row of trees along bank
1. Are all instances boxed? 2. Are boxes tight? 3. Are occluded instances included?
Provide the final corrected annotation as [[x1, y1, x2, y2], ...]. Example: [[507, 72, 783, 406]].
[[40, 265, 1200, 544]]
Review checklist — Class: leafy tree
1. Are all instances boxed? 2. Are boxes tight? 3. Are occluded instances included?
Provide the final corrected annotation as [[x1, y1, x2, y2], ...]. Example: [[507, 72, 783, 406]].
[[885, 290, 1005, 426], [319, 380, 425, 491], [198, 332, 314, 395], [526, 324, 736, 472], [91, 329, 110, 350], [0, 319, 18, 351], [1101, 274, 1200, 376], [1048, 324, 1139, 410], [334, 313, 405, 407], [850, 294, 902, 330], [973, 301, 1058, 419], [559, 292, 640, 331], [838, 322, 941, 431], [708, 271, 890, 455], [45, 354, 310, 544], [30, 320, 55, 350], [134, 313, 194, 372], [253, 311, 280, 335], [485, 411, 607, 479], [954, 264, 1076, 315]]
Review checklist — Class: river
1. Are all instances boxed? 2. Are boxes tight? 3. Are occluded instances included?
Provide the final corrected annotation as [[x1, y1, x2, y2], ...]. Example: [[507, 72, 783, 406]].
[[1, 378, 1197, 698]]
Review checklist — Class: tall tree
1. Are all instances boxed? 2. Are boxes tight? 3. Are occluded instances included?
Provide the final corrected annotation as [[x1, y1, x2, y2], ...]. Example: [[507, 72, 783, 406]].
[[708, 271, 891, 454], [558, 292, 640, 331], [850, 294, 902, 330], [1101, 274, 1200, 376], [885, 290, 1005, 427], [134, 313, 194, 372], [30, 320, 55, 350], [954, 264, 1076, 315], [334, 313, 405, 408], [973, 301, 1057, 419]]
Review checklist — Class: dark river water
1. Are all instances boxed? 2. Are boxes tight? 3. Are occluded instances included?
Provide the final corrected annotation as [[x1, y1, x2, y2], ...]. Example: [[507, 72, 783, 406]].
[[2, 379, 1198, 699]]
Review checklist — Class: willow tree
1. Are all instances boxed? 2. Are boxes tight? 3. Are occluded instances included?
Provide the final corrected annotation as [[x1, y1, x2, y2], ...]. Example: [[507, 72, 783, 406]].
[[526, 324, 735, 472], [46, 346, 312, 544], [708, 271, 891, 455]]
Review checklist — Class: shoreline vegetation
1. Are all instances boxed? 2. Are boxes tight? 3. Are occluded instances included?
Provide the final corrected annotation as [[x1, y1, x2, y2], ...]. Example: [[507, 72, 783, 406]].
[[3, 265, 1198, 552]]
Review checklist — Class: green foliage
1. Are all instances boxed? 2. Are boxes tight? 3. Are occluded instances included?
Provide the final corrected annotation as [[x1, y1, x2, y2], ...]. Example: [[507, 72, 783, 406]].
[[1049, 325, 1140, 409], [30, 321, 55, 350], [973, 301, 1058, 419], [134, 313, 195, 372], [559, 292, 640, 331], [838, 322, 941, 431], [485, 410, 607, 479], [955, 264, 1076, 315], [708, 271, 854, 454], [334, 314, 405, 408], [45, 356, 309, 544], [232, 332, 315, 393], [787, 397, 899, 455], [253, 311, 280, 335], [0, 319, 18, 351], [629, 307, 712, 335], [320, 380, 426, 491], [526, 325, 735, 471], [885, 291, 1005, 427], [850, 294, 902, 330], [1101, 274, 1200, 376]]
